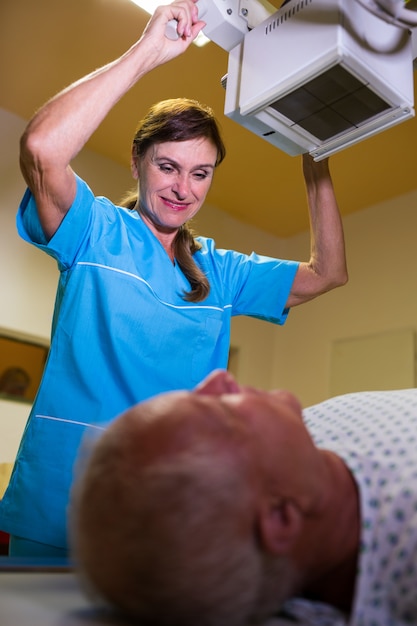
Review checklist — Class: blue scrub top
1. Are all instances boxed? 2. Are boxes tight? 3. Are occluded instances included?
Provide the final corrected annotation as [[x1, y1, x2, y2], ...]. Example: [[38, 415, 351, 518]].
[[0, 175, 299, 548]]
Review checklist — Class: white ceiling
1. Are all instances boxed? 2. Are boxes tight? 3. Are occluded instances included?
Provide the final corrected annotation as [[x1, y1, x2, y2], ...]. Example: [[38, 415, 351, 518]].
[[2, 0, 417, 237]]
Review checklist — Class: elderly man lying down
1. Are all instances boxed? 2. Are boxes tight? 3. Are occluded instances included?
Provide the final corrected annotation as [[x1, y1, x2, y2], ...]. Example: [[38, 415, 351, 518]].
[[70, 369, 417, 626]]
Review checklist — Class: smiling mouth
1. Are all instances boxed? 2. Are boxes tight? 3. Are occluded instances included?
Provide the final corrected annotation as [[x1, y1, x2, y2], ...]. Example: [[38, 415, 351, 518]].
[[162, 197, 189, 210]]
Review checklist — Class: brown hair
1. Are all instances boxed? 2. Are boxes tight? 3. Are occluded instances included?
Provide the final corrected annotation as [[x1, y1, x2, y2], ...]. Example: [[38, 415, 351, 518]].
[[120, 98, 226, 303]]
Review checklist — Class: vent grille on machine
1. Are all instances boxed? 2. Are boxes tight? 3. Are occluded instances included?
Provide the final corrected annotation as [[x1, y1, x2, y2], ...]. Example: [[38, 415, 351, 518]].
[[265, 0, 314, 32]]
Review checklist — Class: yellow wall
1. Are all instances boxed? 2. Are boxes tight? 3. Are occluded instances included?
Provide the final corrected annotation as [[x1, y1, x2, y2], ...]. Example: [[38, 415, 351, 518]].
[[271, 187, 417, 405]]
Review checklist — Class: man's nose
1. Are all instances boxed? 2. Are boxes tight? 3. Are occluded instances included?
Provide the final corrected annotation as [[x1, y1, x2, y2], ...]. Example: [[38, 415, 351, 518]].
[[195, 370, 240, 396]]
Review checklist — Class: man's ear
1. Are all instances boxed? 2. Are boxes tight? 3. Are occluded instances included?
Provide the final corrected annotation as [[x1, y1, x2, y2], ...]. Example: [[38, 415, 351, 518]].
[[131, 147, 139, 180], [257, 499, 303, 555]]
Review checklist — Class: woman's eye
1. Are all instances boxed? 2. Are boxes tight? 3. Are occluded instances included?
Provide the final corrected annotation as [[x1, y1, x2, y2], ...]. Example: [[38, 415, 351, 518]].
[[193, 172, 208, 180], [159, 164, 174, 173]]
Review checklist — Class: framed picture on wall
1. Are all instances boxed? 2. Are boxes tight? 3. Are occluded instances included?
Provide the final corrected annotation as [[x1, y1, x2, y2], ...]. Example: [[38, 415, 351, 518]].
[[0, 329, 49, 403]]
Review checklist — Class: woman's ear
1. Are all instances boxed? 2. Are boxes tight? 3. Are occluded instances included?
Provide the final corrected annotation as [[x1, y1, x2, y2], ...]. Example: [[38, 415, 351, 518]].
[[131, 147, 139, 180], [257, 498, 303, 556]]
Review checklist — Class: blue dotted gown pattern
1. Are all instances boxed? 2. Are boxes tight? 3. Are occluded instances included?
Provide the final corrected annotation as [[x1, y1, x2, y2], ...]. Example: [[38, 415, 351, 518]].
[[285, 388, 417, 625]]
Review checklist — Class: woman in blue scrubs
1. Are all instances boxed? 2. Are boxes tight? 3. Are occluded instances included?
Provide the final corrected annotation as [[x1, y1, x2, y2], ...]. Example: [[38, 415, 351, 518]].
[[0, 0, 348, 557]]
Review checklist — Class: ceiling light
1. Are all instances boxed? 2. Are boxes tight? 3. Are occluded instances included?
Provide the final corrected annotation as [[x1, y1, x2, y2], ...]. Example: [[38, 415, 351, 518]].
[[129, 0, 210, 46]]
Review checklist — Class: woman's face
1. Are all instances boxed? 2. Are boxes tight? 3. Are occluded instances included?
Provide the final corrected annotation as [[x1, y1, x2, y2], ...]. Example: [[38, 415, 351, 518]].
[[132, 137, 217, 233]]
